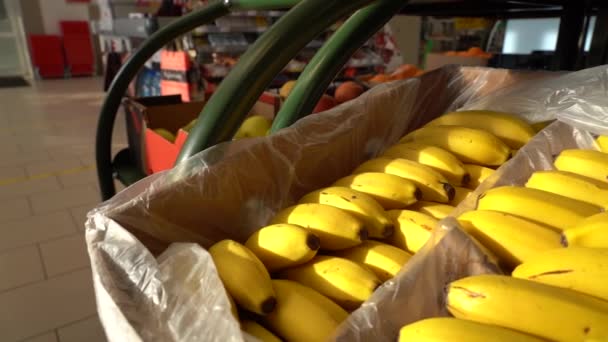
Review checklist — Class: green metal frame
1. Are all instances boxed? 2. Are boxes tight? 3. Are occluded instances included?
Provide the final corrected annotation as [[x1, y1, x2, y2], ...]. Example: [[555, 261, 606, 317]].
[[96, 0, 408, 200], [175, 0, 375, 163], [270, 0, 409, 132]]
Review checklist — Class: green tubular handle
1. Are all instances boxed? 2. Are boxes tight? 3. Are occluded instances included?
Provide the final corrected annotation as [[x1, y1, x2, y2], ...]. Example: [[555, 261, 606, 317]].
[[176, 0, 376, 164], [271, 0, 410, 132], [96, 0, 300, 200]]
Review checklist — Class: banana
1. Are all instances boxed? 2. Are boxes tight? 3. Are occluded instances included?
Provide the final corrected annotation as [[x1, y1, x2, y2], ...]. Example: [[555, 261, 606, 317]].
[[447, 274, 608, 341], [554, 149, 608, 185], [382, 142, 470, 186], [424, 110, 536, 149], [270, 203, 367, 250], [477, 186, 602, 231], [279, 255, 381, 310], [407, 201, 455, 220], [386, 210, 437, 253], [241, 320, 282, 342], [245, 224, 320, 272], [398, 317, 545, 342], [513, 247, 608, 301], [463, 164, 495, 189], [450, 186, 474, 206], [457, 210, 562, 269], [597, 135, 608, 153], [401, 125, 511, 166], [562, 212, 608, 248], [531, 119, 555, 133], [525, 170, 608, 208], [264, 279, 348, 342], [209, 240, 276, 315], [333, 240, 412, 281], [353, 158, 454, 203], [299, 186, 394, 239], [333, 172, 421, 209]]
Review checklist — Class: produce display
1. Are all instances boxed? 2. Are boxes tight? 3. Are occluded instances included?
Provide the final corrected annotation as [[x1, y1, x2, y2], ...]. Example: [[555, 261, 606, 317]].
[[399, 136, 608, 340], [205, 110, 556, 341]]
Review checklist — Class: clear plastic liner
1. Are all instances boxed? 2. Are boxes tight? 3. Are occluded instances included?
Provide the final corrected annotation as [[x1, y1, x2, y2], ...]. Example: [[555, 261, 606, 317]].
[[86, 65, 608, 341]]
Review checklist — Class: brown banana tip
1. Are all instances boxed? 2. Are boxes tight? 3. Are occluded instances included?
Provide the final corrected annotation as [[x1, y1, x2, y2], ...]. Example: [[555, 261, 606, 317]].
[[261, 297, 277, 314], [306, 233, 321, 251], [462, 173, 471, 186], [359, 228, 369, 241], [560, 234, 569, 247], [382, 224, 395, 238], [414, 188, 423, 200], [444, 183, 456, 201]]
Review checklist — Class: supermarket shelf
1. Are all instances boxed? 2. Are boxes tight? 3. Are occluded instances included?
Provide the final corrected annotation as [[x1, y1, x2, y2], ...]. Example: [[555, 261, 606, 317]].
[[194, 25, 268, 34], [94, 16, 178, 38], [230, 10, 285, 17]]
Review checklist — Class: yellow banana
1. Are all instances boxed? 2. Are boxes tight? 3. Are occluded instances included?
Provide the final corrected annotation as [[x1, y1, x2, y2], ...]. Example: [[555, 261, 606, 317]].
[[209, 240, 276, 315], [241, 320, 281, 342], [554, 149, 608, 185], [513, 247, 608, 301], [597, 135, 608, 153], [386, 210, 437, 253], [407, 201, 455, 220], [299, 186, 394, 239], [382, 142, 470, 186], [424, 110, 536, 149], [398, 317, 544, 342], [447, 274, 608, 341], [477, 186, 602, 231], [562, 212, 608, 248], [463, 164, 495, 189], [333, 240, 412, 281], [525, 170, 608, 208], [353, 158, 454, 203], [531, 119, 555, 133], [270, 203, 367, 250], [245, 224, 320, 272], [401, 125, 511, 166], [264, 279, 347, 342], [457, 210, 562, 269], [333, 172, 421, 209], [450, 186, 474, 206], [279, 255, 380, 310]]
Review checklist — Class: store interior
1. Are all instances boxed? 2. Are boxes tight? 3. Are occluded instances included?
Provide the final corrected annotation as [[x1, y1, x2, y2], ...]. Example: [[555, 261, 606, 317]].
[[1, 0, 607, 341]]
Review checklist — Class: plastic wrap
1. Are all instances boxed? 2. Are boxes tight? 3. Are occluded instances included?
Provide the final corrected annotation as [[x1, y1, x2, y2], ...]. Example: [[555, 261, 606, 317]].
[[86, 65, 608, 342]]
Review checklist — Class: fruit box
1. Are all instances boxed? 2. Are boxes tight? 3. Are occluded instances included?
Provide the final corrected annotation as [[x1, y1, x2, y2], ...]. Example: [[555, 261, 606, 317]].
[[88, 65, 608, 342], [123, 92, 280, 175], [425, 53, 489, 71]]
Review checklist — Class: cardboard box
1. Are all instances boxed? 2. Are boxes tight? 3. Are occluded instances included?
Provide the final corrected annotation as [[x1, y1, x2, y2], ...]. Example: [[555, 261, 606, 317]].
[[425, 53, 489, 71], [124, 92, 281, 175]]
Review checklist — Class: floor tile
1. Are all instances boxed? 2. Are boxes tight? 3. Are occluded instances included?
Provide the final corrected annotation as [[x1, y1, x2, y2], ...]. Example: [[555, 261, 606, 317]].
[[0, 176, 62, 201], [0, 165, 26, 180], [21, 332, 58, 342], [0, 197, 32, 224], [29, 185, 99, 215], [69, 203, 98, 231], [0, 246, 45, 292], [39, 234, 89, 277], [57, 167, 97, 189], [0, 268, 96, 341], [0, 212, 77, 252], [57, 316, 107, 342], [0, 150, 51, 168], [25, 159, 84, 178]]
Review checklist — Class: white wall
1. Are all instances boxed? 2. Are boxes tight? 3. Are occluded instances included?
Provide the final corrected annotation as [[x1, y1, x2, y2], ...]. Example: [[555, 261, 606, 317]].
[[38, 0, 90, 35]]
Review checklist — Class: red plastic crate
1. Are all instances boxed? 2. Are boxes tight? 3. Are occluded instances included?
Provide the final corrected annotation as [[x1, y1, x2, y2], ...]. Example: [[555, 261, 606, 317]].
[[28, 35, 65, 78], [60, 21, 94, 76]]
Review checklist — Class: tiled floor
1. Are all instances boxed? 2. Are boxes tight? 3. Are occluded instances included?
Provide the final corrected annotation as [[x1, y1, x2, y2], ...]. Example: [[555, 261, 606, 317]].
[[0, 78, 126, 341]]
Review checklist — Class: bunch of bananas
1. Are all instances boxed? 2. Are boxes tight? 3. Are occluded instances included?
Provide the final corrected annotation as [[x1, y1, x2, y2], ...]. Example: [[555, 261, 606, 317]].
[[398, 136, 608, 341], [204, 110, 540, 341]]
